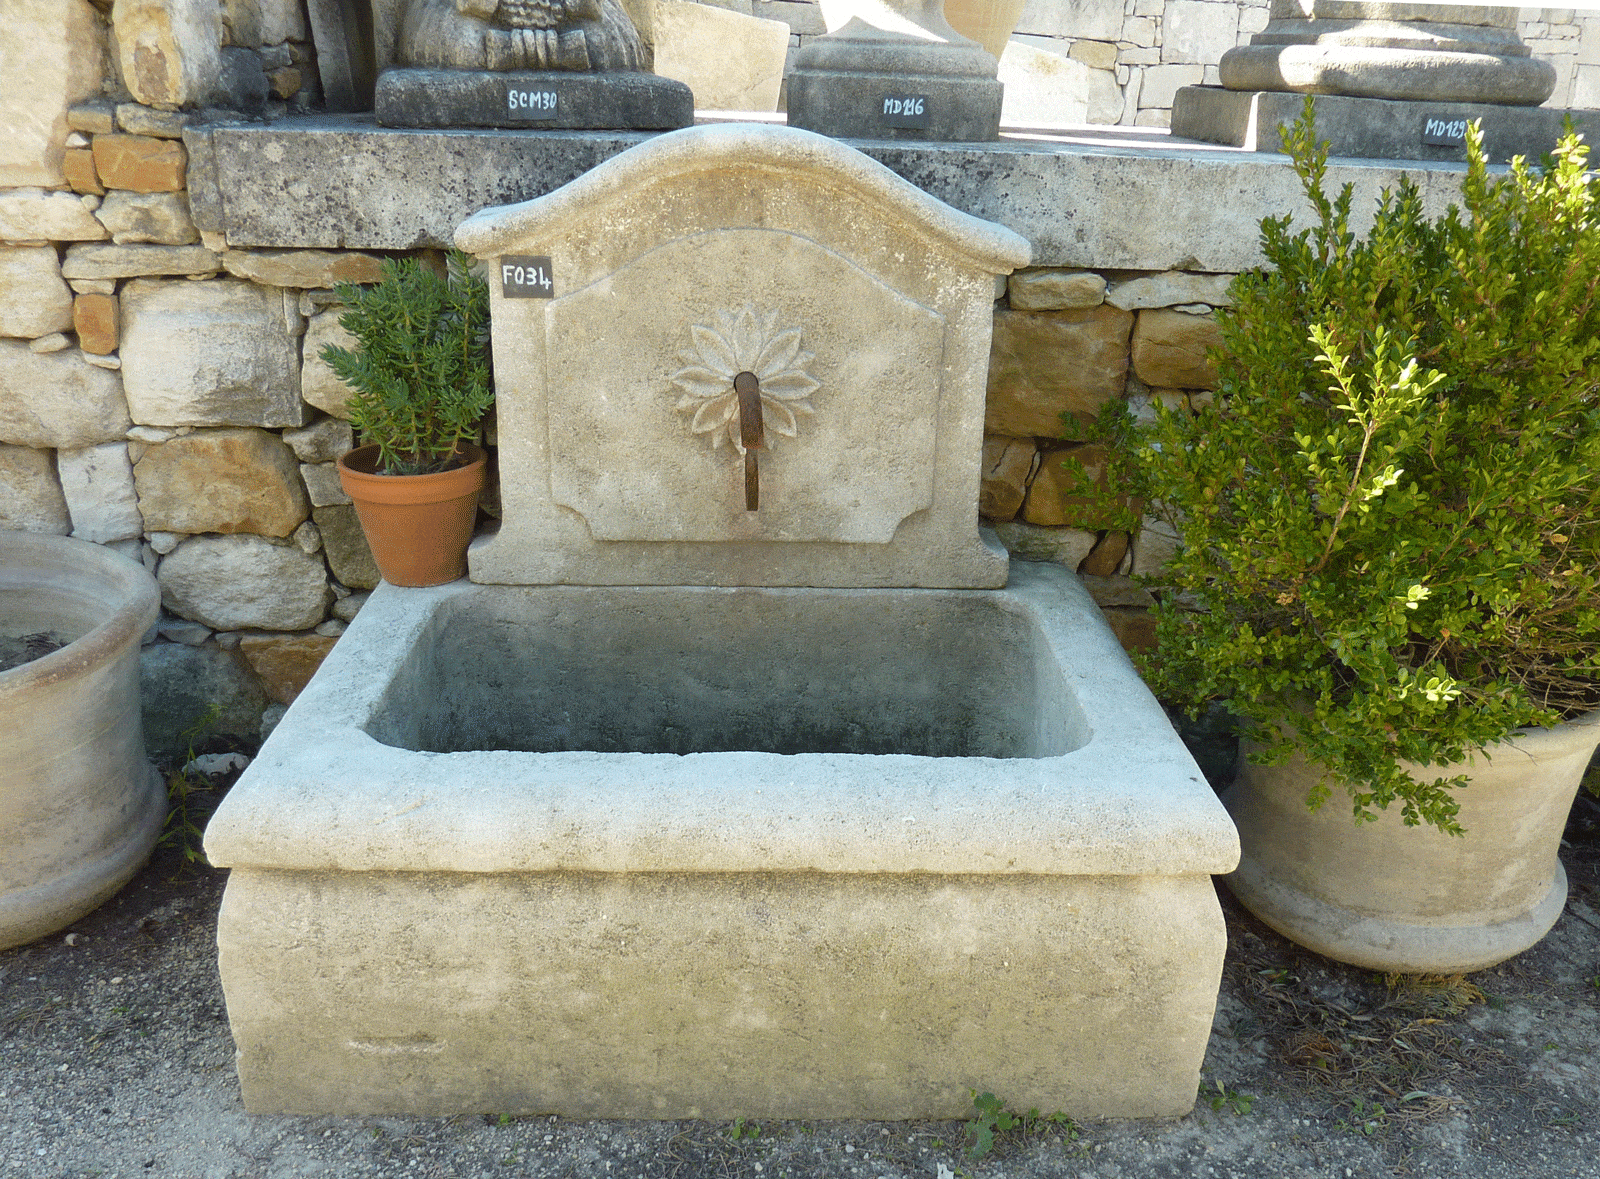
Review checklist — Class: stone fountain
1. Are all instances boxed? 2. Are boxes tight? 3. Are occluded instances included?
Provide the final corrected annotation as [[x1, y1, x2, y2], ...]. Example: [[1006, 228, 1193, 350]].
[[203, 123, 1238, 1120]]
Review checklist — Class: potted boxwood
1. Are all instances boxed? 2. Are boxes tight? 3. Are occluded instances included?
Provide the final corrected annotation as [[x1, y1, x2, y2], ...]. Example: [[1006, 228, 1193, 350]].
[[1108, 104, 1600, 973], [324, 249, 493, 587]]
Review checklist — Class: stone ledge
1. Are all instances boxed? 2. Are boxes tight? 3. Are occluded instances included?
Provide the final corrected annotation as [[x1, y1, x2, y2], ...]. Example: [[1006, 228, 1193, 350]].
[[184, 114, 1478, 271]]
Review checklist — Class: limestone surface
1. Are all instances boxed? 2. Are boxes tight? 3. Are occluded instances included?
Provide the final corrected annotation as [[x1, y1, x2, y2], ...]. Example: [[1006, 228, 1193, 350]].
[[1131, 307, 1223, 390], [312, 504, 379, 589], [74, 293, 120, 355], [0, 0, 104, 189], [0, 189, 109, 243], [120, 278, 305, 428], [282, 418, 353, 464], [1008, 267, 1107, 311], [62, 244, 221, 281], [991, 519, 1099, 568], [0, 444, 71, 534], [138, 640, 269, 758], [58, 442, 144, 544], [985, 304, 1133, 437], [157, 534, 330, 631], [0, 247, 75, 339], [456, 122, 1028, 588], [299, 462, 350, 508], [221, 249, 385, 289], [236, 634, 338, 705], [652, 3, 790, 111], [93, 135, 189, 194], [0, 342, 130, 449], [132, 427, 310, 537], [95, 191, 199, 246], [978, 434, 1036, 521], [298, 309, 357, 419], [1107, 271, 1235, 310], [997, 40, 1093, 126], [112, 0, 225, 108]]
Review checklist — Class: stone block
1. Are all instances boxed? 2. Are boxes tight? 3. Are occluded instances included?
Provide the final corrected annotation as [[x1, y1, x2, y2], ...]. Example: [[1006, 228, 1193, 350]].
[[283, 418, 353, 463], [75, 292, 120, 355], [1106, 271, 1234, 310], [95, 191, 199, 246], [62, 148, 105, 196], [111, 0, 224, 109], [1078, 573, 1156, 610], [1162, 0, 1239, 67], [1131, 308, 1222, 390], [158, 534, 331, 631], [978, 435, 1036, 522], [0, 0, 104, 189], [312, 504, 379, 589], [0, 189, 108, 243], [221, 249, 385, 289], [1016, 0, 1123, 42], [990, 519, 1098, 568], [1131, 513, 1181, 577], [653, 3, 790, 111], [28, 333, 69, 354], [0, 247, 74, 339], [998, 40, 1092, 126], [0, 341, 130, 449], [57, 442, 144, 544], [299, 461, 350, 507], [62, 243, 222, 281], [120, 277, 306, 428], [1022, 444, 1128, 529], [92, 135, 188, 193], [237, 633, 339, 704], [1069, 39, 1119, 70], [986, 304, 1133, 437], [1140, 63, 1205, 108], [67, 100, 116, 135], [133, 427, 310, 537], [1087, 68, 1122, 125], [299, 308, 358, 420], [1099, 605, 1157, 653], [753, 0, 826, 35], [139, 640, 269, 759], [114, 105, 196, 139], [0, 444, 71, 534], [1009, 268, 1106, 310], [1081, 529, 1129, 576]]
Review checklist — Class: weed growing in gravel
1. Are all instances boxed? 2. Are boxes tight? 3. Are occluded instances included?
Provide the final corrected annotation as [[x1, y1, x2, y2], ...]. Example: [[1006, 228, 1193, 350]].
[[1200, 1078, 1256, 1115], [961, 1090, 1078, 1160]]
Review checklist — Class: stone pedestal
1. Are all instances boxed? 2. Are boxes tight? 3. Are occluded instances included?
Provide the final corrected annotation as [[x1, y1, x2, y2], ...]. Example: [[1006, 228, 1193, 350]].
[[1173, 0, 1568, 160], [1217, 1, 1554, 106], [374, 67, 692, 130], [786, 7, 1003, 142]]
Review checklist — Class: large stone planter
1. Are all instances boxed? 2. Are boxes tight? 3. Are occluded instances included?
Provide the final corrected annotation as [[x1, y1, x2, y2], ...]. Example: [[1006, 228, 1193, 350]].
[[1223, 708, 1600, 974], [0, 533, 165, 950]]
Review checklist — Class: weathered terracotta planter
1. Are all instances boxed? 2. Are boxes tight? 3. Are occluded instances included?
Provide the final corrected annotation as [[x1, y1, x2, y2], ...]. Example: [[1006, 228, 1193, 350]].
[[0, 533, 165, 950], [336, 444, 486, 588], [1223, 708, 1600, 973]]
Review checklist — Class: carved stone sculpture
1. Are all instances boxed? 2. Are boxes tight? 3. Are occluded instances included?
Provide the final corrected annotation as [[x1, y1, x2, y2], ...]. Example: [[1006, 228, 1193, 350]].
[[396, 0, 646, 74]]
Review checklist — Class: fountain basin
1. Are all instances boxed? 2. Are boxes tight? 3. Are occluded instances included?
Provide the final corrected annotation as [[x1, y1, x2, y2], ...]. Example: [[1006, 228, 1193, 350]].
[[205, 561, 1238, 1119]]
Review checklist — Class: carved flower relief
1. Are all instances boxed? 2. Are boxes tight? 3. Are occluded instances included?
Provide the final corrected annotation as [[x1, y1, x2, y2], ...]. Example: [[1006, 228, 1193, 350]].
[[668, 305, 820, 453]]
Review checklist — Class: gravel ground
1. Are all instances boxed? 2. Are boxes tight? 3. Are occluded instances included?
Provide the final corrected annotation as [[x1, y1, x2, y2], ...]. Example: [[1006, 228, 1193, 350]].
[[4, 767, 1600, 1179]]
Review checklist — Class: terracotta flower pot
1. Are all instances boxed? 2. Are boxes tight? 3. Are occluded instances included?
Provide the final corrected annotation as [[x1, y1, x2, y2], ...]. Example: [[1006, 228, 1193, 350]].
[[0, 533, 165, 950], [337, 444, 487, 588], [1222, 707, 1600, 974]]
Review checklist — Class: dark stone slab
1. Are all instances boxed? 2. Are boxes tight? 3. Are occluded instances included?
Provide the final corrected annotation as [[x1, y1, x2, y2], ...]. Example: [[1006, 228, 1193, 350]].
[[1171, 86, 1600, 164], [786, 70, 1002, 143], [375, 68, 693, 131]]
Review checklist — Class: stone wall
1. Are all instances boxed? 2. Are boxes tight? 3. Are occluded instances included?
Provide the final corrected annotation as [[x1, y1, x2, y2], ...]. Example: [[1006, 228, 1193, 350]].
[[1, 0, 1583, 753]]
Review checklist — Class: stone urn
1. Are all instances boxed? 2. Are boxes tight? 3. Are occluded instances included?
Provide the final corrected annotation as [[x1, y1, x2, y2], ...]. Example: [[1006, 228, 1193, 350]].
[[1223, 708, 1600, 974], [0, 533, 165, 950]]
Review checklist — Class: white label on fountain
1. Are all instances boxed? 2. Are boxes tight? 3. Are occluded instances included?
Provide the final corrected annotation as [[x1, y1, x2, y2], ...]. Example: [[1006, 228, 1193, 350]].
[[881, 96, 929, 129], [507, 87, 559, 122], [500, 256, 554, 299], [1421, 116, 1470, 147]]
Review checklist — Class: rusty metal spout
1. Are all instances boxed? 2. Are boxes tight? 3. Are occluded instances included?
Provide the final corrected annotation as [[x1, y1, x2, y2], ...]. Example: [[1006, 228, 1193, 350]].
[[734, 370, 763, 511]]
